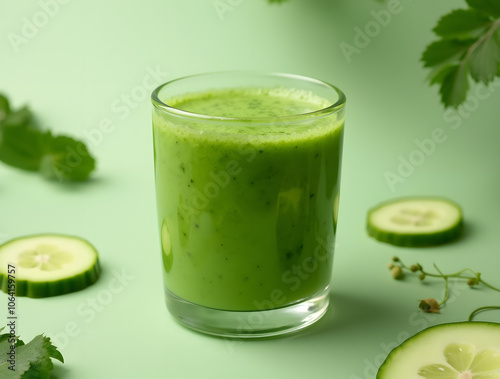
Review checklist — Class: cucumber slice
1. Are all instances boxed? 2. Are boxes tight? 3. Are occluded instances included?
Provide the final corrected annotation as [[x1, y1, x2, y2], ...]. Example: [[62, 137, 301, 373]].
[[377, 322, 500, 379], [367, 197, 463, 247], [0, 234, 101, 298]]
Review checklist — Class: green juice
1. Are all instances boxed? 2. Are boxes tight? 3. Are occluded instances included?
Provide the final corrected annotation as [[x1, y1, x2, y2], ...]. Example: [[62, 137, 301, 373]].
[[153, 88, 344, 311]]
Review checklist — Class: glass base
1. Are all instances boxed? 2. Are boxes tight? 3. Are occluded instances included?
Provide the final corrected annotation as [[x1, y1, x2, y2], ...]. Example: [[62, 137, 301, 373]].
[[164, 286, 330, 338]]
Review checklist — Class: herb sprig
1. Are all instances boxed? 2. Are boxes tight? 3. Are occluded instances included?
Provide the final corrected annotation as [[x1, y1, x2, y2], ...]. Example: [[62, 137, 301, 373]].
[[0, 327, 64, 377], [421, 0, 500, 108], [0, 93, 96, 182], [388, 256, 500, 316], [267, 0, 500, 109]]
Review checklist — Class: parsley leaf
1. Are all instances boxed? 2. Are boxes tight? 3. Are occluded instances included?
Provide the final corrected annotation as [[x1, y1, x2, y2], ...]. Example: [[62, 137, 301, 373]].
[[466, 0, 500, 17], [0, 328, 64, 378], [433, 9, 491, 39], [422, 5, 500, 108], [469, 28, 500, 82], [422, 39, 474, 67], [430, 65, 457, 86], [440, 64, 470, 107], [0, 94, 96, 181]]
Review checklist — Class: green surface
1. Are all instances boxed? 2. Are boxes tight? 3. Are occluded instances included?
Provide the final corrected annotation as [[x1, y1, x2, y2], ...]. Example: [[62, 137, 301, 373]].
[[0, 0, 499, 378], [153, 88, 343, 310]]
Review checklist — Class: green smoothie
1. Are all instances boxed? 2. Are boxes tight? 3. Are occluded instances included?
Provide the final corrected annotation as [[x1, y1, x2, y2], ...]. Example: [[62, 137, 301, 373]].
[[153, 87, 344, 311]]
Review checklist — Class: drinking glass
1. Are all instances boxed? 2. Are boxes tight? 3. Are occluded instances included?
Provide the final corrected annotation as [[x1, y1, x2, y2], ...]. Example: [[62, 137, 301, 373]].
[[151, 72, 346, 337]]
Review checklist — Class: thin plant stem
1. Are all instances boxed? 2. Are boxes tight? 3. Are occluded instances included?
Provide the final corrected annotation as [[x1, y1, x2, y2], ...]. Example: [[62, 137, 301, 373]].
[[478, 279, 500, 292], [433, 263, 448, 306], [391, 257, 500, 317], [468, 306, 500, 322]]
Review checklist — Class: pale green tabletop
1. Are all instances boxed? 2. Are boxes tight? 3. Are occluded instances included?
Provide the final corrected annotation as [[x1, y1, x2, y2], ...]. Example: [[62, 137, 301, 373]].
[[1, 1, 499, 378]]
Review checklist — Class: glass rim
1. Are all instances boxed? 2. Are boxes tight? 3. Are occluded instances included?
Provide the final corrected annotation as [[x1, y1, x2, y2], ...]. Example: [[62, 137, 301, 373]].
[[151, 71, 346, 123]]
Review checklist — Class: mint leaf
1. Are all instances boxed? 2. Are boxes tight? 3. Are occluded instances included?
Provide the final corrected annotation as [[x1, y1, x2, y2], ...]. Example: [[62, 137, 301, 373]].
[[0, 94, 96, 181], [0, 126, 97, 181], [433, 9, 491, 39], [0, 125, 45, 171], [421, 39, 473, 67], [40, 132, 96, 182], [466, 0, 500, 17], [440, 64, 470, 107], [469, 30, 500, 83], [0, 106, 32, 130], [0, 330, 64, 379], [0, 94, 10, 123]]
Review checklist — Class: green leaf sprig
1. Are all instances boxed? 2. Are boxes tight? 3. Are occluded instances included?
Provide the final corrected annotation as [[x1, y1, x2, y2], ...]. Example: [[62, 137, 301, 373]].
[[422, 0, 500, 108], [388, 256, 500, 316], [0, 93, 96, 182], [0, 327, 64, 378]]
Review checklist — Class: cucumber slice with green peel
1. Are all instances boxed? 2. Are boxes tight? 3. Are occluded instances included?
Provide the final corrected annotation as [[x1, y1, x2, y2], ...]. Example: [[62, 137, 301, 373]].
[[0, 234, 101, 298], [377, 322, 500, 379], [367, 197, 463, 247]]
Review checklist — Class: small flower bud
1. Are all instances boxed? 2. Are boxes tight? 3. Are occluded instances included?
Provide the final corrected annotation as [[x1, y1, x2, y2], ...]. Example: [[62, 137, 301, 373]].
[[419, 273, 426, 281], [392, 256, 400, 262], [388, 263, 395, 270], [410, 264, 419, 272], [467, 278, 476, 286], [391, 266, 404, 280], [419, 298, 440, 313]]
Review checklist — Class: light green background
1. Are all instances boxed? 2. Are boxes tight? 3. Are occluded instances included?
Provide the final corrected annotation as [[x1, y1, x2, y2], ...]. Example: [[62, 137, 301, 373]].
[[1, 0, 499, 378]]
